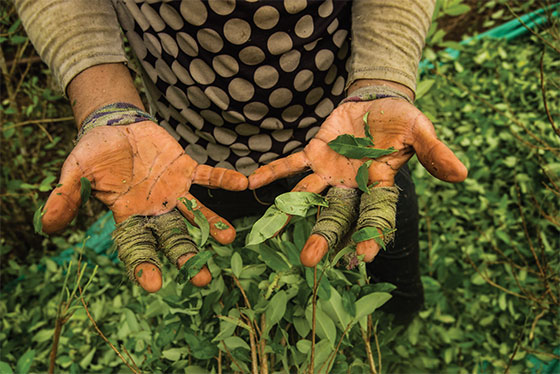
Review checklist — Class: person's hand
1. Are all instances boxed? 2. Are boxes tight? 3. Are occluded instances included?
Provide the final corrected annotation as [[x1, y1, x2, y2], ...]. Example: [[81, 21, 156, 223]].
[[249, 95, 467, 267], [40, 121, 248, 292]]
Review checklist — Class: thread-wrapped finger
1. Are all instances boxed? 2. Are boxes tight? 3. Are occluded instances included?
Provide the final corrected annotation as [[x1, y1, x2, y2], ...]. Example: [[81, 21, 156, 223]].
[[356, 187, 399, 247], [151, 209, 198, 265], [310, 187, 360, 250], [113, 215, 162, 291]]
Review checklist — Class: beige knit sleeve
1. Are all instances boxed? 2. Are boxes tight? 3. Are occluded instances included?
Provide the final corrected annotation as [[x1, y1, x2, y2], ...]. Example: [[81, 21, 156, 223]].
[[348, 0, 436, 94], [14, 0, 128, 95]]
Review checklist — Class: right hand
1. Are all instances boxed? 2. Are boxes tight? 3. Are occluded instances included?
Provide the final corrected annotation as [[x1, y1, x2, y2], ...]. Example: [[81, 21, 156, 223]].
[[41, 121, 248, 292]]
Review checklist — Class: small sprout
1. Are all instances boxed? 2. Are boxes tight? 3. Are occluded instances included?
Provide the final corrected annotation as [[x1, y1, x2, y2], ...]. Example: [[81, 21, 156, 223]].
[[56, 183, 63, 188], [136, 269, 143, 278]]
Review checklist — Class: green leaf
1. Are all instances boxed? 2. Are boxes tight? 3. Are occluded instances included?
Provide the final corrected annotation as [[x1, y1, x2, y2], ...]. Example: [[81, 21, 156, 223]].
[[305, 304, 336, 347], [416, 79, 436, 100], [179, 197, 210, 246], [352, 227, 383, 244], [319, 287, 352, 329], [176, 250, 213, 284], [33, 204, 46, 236], [266, 290, 287, 332], [304, 267, 332, 300], [259, 244, 291, 272], [328, 134, 396, 159], [231, 252, 243, 278], [38, 175, 56, 192], [246, 206, 289, 246], [355, 292, 392, 329], [124, 308, 140, 331], [444, 4, 471, 16], [223, 336, 251, 351], [274, 191, 328, 216], [342, 292, 357, 318], [355, 160, 372, 194], [0, 362, 12, 374], [15, 349, 35, 374], [80, 177, 91, 206]]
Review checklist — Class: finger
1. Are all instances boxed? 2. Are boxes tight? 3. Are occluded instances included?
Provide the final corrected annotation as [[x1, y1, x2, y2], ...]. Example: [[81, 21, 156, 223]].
[[249, 152, 309, 189], [355, 186, 399, 262], [302, 187, 360, 267], [412, 115, 468, 183], [193, 165, 248, 191], [176, 193, 236, 244], [113, 215, 163, 293], [178, 253, 212, 287], [42, 154, 83, 233], [292, 173, 329, 194]]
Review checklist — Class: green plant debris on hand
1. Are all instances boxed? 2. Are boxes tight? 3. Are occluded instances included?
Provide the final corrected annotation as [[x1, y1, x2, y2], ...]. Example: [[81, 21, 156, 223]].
[[176, 250, 213, 284], [214, 222, 229, 230], [178, 197, 210, 247], [80, 177, 91, 206]]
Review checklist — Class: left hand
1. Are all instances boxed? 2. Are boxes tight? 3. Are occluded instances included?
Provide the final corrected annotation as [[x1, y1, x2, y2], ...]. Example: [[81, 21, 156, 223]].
[[248, 90, 467, 267]]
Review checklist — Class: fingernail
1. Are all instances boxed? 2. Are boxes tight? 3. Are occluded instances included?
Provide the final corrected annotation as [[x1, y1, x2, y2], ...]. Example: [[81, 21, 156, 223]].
[[300, 234, 328, 267], [135, 262, 162, 293]]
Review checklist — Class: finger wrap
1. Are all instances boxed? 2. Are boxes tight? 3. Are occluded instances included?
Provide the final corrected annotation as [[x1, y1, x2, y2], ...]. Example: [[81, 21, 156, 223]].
[[310, 187, 360, 249], [357, 187, 399, 245], [113, 215, 161, 281], [113, 209, 198, 282], [151, 209, 198, 265]]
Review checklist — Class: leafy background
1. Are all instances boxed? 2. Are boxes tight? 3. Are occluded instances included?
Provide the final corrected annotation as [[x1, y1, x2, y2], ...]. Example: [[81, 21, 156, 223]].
[[1, 1, 558, 373]]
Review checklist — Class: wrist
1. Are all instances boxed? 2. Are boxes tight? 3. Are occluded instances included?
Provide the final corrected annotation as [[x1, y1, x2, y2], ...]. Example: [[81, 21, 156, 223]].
[[76, 102, 156, 142], [67, 63, 145, 128], [347, 79, 415, 103]]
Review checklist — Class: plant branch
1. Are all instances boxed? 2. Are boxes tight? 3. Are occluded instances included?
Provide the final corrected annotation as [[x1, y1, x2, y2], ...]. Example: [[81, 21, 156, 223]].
[[505, 3, 560, 54], [361, 325, 377, 374], [539, 47, 559, 137], [309, 266, 318, 374], [465, 254, 528, 299], [79, 295, 141, 374], [221, 341, 245, 373]]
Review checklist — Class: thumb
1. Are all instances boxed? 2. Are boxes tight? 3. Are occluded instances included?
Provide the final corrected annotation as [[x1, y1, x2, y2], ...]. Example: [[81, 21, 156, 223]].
[[412, 115, 468, 183], [42, 154, 84, 233]]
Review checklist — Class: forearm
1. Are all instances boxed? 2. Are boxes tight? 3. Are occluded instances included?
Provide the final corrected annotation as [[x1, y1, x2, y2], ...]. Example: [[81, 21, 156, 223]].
[[348, 0, 436, 94], [14, 0, 127, 95], [68, 63, 145, 128]]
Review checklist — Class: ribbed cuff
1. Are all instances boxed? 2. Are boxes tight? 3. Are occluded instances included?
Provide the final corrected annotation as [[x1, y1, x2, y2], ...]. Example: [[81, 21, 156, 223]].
[[341, 86, 413, 106]]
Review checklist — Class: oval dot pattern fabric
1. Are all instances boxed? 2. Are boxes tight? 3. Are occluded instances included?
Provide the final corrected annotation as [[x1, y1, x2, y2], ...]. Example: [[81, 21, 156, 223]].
[[114, 0, 351, 175]]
